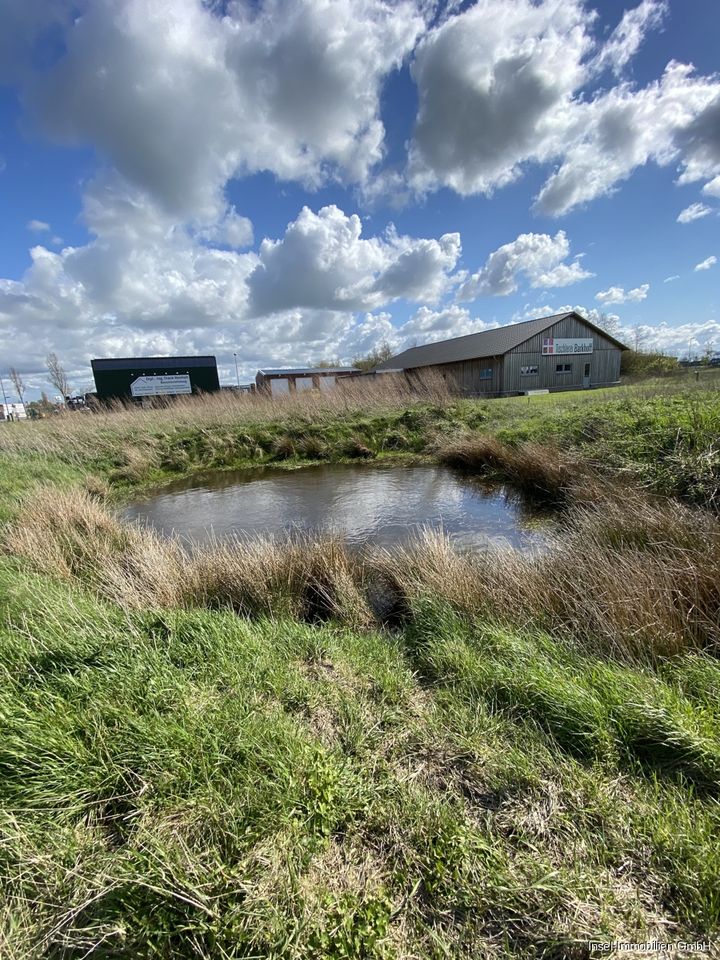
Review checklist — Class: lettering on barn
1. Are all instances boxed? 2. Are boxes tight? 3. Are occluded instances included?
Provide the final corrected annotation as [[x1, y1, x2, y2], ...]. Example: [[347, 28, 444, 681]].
[[130, 375, 192, 397], [541, 338, 594, 355]]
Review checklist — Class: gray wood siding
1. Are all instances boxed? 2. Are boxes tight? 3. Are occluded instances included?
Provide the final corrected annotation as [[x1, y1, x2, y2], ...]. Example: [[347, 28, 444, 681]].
[[405, 314, 622, 396], [503, 315, 621, 394], [411, 357, 500, 395]]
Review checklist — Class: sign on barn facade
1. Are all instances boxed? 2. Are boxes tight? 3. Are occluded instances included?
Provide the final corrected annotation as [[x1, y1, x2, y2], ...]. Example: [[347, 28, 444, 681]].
[[541, 337, 593, 356], [130, 374, 192, 397]]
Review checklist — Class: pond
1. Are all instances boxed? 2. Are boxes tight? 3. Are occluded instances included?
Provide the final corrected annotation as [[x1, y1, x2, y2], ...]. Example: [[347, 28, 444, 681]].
[[122, 463, 550, 551]]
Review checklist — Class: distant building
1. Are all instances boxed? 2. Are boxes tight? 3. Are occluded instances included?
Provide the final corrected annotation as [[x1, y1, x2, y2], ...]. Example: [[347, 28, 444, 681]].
[[91, 356, 220, 402], [374, 311, 626, 396], [0, 402, 27, 421], [255, 367, 361, 396], [221, 384, 256, 394]]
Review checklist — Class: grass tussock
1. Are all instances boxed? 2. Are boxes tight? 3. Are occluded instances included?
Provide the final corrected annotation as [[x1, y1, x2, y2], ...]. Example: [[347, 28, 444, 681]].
[[437, 435, 586, 502], [382, 494, 720, 661], [7, 484, 720, 664]]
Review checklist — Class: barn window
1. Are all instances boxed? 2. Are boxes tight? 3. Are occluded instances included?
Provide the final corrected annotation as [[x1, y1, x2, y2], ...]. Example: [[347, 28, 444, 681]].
[[479, 368, 493, 379], [521, 365, 538, 376], [556, 363, 572, 374]]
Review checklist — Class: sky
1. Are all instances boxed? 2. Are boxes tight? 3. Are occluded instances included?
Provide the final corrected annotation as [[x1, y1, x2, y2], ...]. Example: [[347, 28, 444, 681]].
[[0, 0, 718, 397]]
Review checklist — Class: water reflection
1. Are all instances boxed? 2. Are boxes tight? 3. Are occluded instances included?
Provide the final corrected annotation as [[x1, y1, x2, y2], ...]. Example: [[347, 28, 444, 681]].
[[122, 463, 549, 551]]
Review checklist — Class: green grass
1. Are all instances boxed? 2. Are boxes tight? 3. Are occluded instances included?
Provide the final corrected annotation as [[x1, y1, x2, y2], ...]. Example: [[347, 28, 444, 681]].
[[1, 567, 719, 957], [2, 378, 720, 954], [0, 453, 87, 523]]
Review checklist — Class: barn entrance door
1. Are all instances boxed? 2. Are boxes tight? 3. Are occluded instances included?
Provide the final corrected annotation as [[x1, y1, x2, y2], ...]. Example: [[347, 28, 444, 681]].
[[582, 362, 591, 388]]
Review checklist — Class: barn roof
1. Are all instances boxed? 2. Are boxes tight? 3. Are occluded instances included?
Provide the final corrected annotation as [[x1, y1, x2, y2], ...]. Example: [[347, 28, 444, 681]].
[[91, 356, 217, 370], [374, 312, 627, 371], [257, 367, 359, 377]]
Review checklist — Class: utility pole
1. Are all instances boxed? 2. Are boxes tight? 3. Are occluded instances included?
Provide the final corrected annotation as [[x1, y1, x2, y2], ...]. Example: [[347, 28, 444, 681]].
[[0, 374, 9, 421], [233, 353, 240, 387]]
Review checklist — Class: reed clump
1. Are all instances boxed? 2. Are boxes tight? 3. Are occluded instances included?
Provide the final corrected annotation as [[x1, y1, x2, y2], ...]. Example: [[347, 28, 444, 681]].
[[381, 488, 720, 661], [436, 435, 594, 503], [190, 535, 375, 629]]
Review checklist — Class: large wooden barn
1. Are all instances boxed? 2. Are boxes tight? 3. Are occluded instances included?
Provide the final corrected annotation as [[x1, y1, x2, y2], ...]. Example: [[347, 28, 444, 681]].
[[374, 311, 626, 396]]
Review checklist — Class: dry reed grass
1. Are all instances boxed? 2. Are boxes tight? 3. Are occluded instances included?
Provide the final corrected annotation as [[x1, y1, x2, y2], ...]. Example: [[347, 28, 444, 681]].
[[436, 435, 598, 503], [6, 483, 720, 663], [0, 372, 451, 465], [377, 489, 720, 660]]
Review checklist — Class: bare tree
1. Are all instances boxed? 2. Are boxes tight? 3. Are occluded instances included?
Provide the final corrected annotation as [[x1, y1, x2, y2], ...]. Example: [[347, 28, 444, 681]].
[[9, 367, 25, 406], [632, 325, 648, 353], [595, 311, 620, 337], [46, 352, 71, 398]]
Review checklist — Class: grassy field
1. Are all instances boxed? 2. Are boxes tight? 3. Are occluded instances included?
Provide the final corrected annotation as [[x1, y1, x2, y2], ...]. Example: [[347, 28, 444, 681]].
[[1, 375, 720, 957]]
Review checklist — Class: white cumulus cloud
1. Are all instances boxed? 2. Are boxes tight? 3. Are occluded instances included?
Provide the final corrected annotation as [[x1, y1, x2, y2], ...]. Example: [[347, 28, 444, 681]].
[[403, 0, 720, 215], [677, 202, 712, 223], [407, 0, 592, 197], [396, 305, 484, 346], [27, 0, 425, 221], [247, 205, 461, 317], [694, 255, 717, 271], [592, 0, 667, 76], [703, 176, 720, 198], [196, 208, 254, 249], [596, 284, 649, 304], [534, 63, 720, 216], [0, 187, 467, 390], [458, 231, 592, 300]]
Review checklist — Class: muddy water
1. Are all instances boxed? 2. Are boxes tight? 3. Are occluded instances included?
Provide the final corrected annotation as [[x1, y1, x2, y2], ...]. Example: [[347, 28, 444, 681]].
[[122, 463, 551, 550]]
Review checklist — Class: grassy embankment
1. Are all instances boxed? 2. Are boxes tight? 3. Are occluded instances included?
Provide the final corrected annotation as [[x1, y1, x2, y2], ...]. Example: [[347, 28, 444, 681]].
[[1, 375, 720, 957]]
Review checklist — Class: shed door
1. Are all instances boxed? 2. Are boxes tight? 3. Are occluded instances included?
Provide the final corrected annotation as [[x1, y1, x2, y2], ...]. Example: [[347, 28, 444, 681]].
[[583, 362, 591, 388], [270, 378, 290, 395]]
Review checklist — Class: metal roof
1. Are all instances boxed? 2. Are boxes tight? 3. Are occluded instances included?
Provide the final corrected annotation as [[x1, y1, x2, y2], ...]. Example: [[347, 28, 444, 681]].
[[257, 367, 360, 377], [374, 312, 627, 371], [92, 356, 217, 371]]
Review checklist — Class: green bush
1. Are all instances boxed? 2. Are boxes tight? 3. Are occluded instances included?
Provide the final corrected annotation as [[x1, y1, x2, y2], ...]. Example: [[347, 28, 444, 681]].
[[621, 349, 679, 378]]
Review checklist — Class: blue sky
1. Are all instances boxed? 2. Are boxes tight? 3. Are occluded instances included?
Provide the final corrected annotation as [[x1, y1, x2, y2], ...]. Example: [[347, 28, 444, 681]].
[[0, 0, 718, 396]]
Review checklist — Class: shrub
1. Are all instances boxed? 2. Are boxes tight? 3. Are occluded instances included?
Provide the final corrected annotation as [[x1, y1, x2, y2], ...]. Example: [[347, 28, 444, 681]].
[[621, 350, 679, 379]]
